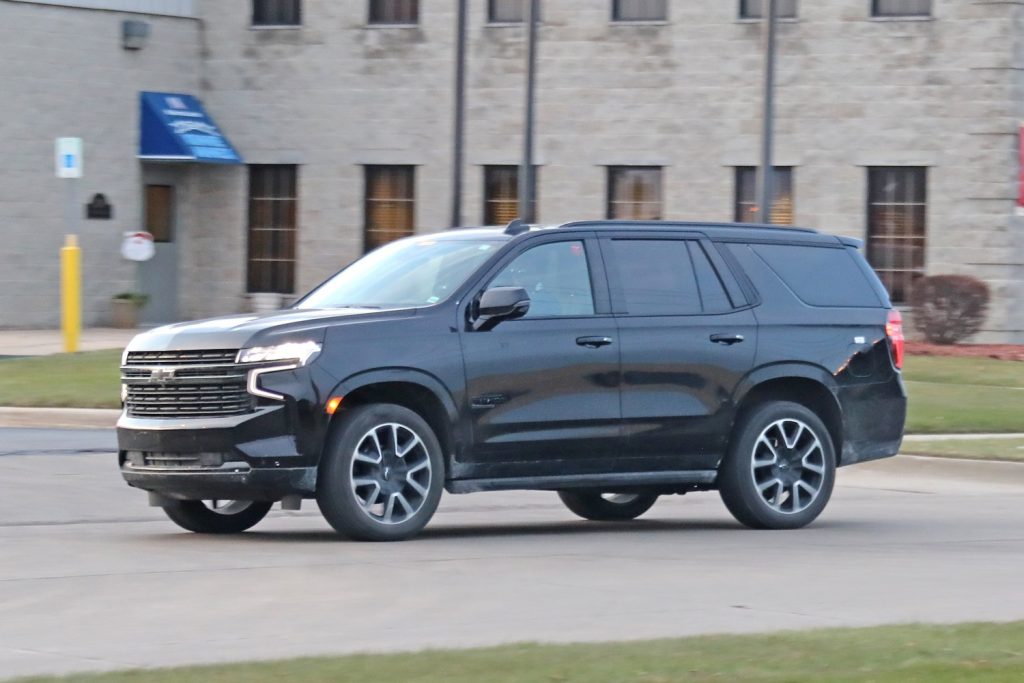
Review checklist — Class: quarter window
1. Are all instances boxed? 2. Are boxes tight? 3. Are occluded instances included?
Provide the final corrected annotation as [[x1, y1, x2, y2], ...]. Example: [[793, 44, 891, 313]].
[[489, 241, 595, 318], [735, 166, 794, 225], [607, 167, 663, 220], [247, 165, 298, 294], [612, 0, 667, 22], [867, 167, 926, 304], [252, 0, 301, 26], [872, 0, 931, 17], [739, 0, 798, 19], [484, 166, 538, 225], [369, 0, 418, 25], [365, 166, 415, 253], [607, 240, 702, 316]]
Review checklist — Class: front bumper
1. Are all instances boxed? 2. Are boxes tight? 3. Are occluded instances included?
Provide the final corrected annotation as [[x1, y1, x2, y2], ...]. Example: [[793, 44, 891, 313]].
[[117, 405, 319, 500]]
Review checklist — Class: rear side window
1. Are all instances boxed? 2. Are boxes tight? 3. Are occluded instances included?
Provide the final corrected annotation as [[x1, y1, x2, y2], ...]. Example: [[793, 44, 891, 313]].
[[750, 243, 882, 308], [689, 242, 734, 313]]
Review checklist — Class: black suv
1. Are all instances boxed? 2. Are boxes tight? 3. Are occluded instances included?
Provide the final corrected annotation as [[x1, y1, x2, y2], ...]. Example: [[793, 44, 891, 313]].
[[118, 221, 906, 540]]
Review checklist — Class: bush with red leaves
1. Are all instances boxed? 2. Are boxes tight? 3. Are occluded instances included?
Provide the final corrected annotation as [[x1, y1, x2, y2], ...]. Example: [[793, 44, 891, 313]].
[[909, 274, 990, 345]]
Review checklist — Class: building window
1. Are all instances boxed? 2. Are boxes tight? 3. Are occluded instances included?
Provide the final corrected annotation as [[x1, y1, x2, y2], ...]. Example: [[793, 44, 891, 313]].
[[489, 0, 526, 23], [872, 0, 931, 17], [252, 0, 301, 26], [483, 166, 538, 225], [612, 0, 667, 22], [867, 167, 926, 304], [607, 167, 662, 220], [365, 166, 415, 252], [734, 167, 794, 225], [739, 0, 798, 20], [369, 0, 418, 25], [248, 165, 298, 294]]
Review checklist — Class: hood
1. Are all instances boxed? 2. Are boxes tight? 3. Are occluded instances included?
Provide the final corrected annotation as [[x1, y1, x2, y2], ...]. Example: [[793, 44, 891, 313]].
[[125, 307, 416, 353]]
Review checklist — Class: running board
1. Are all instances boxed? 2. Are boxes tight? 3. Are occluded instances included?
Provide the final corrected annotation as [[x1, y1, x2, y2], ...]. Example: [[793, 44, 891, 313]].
[[446, 470, 718, 494]]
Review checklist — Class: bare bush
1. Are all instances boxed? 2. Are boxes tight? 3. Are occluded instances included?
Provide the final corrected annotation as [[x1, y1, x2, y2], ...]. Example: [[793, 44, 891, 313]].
[[909, 275, 990, 345]]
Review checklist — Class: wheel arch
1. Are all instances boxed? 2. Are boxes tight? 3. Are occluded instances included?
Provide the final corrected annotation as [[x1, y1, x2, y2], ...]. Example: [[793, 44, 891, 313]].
[[731, 364, 844, 464]]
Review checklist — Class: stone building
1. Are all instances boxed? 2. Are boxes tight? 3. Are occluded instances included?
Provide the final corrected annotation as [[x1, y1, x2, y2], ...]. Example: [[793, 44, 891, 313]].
[[1, 0, 1022, 340]]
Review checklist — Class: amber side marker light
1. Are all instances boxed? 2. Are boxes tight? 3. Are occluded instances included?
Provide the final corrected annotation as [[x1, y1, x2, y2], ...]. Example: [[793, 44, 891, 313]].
[[325, 397, 344, 415]]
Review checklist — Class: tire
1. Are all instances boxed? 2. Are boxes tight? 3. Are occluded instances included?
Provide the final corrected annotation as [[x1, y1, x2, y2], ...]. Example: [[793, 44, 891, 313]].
[[718, 400, 836, 530], [162, 500, 273, 534], [557, 490, 659, 521], [316, 403, 444, 541]]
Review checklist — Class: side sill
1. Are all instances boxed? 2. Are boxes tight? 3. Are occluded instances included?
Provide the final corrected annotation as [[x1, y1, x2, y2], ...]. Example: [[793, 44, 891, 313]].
[[446, 470, 718, 494]]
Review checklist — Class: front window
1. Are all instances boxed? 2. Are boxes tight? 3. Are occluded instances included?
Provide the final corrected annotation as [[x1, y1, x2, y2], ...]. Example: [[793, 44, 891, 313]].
[[488, 241, 595, 317], [297, 237, 503, 310]]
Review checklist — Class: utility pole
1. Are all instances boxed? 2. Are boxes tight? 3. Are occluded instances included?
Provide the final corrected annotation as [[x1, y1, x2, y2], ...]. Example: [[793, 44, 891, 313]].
[[519, 0, 539, 223], [756, 0, 778, 224], [450, 0, 468, 227]]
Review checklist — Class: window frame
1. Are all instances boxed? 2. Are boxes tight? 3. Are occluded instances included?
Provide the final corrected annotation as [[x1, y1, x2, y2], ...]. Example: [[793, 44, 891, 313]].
[[738, 0, 799, 21], [251, 0, 302, 27], [247, 164, 299, 294], [611, 0, 668, 23], [368, 0, 419, 26], [871, 0, 932, 18], [734, 166, 795, 225], [865, 166, 927, 305], [364, 165, 416, 254], [606, 166, 664, 221]]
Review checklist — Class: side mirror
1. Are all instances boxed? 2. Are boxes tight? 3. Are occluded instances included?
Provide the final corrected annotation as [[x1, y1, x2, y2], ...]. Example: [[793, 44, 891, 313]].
[[472, 287, 530, 331]]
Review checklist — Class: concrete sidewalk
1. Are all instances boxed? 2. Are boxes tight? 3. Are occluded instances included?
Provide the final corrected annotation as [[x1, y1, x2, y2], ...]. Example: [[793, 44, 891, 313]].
[[0, 328, 137, 357]]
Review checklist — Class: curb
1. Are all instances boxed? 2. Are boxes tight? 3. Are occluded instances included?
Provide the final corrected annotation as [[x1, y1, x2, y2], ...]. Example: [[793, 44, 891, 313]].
[[0, 407, 120, 429]]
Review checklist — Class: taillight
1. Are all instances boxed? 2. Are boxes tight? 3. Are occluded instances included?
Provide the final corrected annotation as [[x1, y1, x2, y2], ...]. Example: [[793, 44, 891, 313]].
[[886, 309, 904, 370]]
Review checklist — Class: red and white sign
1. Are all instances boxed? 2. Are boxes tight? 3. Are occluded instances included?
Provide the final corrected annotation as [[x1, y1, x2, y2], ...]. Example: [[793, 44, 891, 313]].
[[121, 231, 155, 262]]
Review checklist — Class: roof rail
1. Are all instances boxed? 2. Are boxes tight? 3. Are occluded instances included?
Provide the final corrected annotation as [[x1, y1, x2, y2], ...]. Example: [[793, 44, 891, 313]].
[[557, 220, 817, 234]]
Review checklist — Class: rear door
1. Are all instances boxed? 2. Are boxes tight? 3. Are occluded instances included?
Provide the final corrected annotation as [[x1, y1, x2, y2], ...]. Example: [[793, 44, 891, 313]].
[[600, 232, 757, 470]]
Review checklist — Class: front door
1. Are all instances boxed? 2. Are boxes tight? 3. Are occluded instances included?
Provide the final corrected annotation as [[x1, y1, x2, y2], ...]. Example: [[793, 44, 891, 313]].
[[459, 235, 621, 479], [601, 234, 757, 470], [139, 177, 180, 324]]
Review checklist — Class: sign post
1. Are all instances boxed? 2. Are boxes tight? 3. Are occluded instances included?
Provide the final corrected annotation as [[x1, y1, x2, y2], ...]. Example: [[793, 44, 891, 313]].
[[56, 137, 83, 353]]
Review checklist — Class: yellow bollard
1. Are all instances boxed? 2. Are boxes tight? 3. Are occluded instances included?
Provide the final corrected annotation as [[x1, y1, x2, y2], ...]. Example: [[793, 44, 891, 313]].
[[61, 234, 81, 353]]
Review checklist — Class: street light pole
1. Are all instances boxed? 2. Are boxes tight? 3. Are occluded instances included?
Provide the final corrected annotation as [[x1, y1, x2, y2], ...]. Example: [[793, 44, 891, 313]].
[[756, 0, 778, 224], [450, 0, 468, 227], [519, 0, 539, 223]]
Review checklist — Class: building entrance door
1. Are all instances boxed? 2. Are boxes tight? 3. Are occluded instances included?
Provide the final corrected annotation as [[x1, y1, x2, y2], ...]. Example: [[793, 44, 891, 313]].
[[139, 175, 181, 324]]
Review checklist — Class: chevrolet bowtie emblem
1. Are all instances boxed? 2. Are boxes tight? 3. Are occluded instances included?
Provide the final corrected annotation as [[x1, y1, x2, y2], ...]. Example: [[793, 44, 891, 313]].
[[150, 368, 175, 381]]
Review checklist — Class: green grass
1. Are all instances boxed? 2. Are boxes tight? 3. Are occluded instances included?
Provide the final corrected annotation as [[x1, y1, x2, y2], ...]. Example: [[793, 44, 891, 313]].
[[0, 349, 122, 409], [902, 355, 1024, 434], [902, 437, 1024, 462], [10, 622, 1024, 683]]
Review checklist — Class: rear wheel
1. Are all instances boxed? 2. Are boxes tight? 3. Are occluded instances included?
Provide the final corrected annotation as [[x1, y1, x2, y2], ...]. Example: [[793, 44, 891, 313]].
[[316, 403, 444, 541], [557, 491, 659, 521], [718, 401, 836, 530], [162, 499, 272, 534]]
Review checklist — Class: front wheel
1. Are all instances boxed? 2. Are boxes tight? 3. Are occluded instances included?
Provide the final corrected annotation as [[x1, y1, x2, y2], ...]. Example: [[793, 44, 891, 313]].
[[718, 401, 836, 530], [557, 491, 659, 521], [162, 500, 273, 534]]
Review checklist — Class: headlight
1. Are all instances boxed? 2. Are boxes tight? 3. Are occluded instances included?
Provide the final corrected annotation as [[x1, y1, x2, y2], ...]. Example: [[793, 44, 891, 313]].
[[237, 341, 322, 366]]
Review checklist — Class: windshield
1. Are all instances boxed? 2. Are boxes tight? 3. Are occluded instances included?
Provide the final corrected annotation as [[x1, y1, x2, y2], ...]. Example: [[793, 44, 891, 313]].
[[296, 236, 504, 309]]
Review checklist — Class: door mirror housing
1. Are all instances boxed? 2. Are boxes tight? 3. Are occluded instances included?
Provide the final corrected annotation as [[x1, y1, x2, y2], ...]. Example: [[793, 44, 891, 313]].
[[472, 287, 530, 331]]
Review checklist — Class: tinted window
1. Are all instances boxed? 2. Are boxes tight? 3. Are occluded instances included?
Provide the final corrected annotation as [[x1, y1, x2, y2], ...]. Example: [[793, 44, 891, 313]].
[[689, 242, 733, 313], [608, 239, 701, 315], [489, 241, 595, 317], [751, 243, 882, 307]]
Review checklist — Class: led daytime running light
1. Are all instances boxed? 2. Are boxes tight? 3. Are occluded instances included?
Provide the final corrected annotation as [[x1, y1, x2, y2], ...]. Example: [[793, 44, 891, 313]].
[[237, 341, 322, 366]]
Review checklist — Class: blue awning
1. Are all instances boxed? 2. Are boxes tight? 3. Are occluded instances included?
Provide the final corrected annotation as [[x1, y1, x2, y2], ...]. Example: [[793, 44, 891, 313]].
[[139, 92, 242, 164]]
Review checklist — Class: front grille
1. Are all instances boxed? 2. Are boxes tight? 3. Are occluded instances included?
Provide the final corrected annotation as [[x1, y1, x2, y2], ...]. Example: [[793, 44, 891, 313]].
[[122, 348, 253, 418]]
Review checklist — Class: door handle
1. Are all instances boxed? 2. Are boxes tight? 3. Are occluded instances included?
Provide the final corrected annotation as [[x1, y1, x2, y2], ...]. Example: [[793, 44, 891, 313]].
[[576, 336, 614, 349], [710, 333, 745, 346]]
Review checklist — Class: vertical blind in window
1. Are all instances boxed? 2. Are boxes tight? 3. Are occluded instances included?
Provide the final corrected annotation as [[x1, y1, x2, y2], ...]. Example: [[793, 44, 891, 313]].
[[369, 0, 419, 24], [867, 167, 927, 304], [365, 166, 415, 252], [248, 165, 298, 294], [607, 167, 663, 220], [252, 0, 301, 26], [734, 167, 794, 225], [612, 0, 667, 22]]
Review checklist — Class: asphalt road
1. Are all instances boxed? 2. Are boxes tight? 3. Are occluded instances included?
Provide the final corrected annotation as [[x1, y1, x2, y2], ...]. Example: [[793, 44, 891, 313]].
[[2, 428, 1023, 680]]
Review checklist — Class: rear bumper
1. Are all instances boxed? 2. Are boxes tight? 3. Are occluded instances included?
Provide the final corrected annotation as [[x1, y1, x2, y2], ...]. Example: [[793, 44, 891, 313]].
[[837, 372, 907, 466]]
